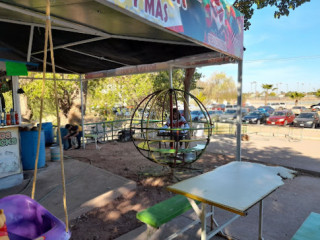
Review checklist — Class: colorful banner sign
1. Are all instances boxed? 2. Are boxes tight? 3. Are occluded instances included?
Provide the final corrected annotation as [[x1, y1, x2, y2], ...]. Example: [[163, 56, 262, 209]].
[[104, 0, 243, 59]]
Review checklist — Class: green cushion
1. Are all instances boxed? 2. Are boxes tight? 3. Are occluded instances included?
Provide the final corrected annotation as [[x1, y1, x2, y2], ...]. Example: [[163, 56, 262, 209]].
[[292, 212, 320, 240], [136, 195, 198, 228]]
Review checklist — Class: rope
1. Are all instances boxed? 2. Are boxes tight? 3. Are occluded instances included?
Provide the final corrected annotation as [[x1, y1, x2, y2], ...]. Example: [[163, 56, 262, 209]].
[[31, 0, 50, 200], [31, 0, 69, 232]]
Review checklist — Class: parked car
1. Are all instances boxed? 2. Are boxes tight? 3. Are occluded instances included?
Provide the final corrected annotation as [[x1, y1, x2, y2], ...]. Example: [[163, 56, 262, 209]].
[[267, 102, 286, 110], [293, 112, 320, 128], [242, 111, 268, 124], [292, 106, 307, 115], [190, 110, 205, 121], [220, 109, 247, 123], [266, 110, 295, 126], [311, 103, 320, 111], [207, 110, 223, 122], [211, 104, 226, 112], [225, 104, 237, 111], [243, 105, 256, 113], [258, 106, 275, 114], [311, 103, 320, 108], [256, 108, 270, 117]]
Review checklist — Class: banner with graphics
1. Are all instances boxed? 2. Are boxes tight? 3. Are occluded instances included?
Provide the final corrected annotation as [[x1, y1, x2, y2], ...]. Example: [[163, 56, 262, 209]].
[[104, 0, 243, 59]]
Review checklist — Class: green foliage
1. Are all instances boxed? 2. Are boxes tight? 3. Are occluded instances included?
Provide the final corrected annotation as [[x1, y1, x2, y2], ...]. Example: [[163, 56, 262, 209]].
[[87, 74, 154, 120], [194, 72, 236, 104], [21, 69, 202, 122], [262, 84, 273, 90], [315, 89, 320, 98], [20, 73, 80, 121], [233, 0, 310, 30], [286, 91, 305, 105], [269, 92, 277, 97], [262, 84, 277, 105], [149, 69, 201, 91]]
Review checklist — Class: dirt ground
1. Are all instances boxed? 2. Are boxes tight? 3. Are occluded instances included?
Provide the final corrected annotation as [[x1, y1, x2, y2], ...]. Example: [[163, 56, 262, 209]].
[[63, 140, 234, 240]]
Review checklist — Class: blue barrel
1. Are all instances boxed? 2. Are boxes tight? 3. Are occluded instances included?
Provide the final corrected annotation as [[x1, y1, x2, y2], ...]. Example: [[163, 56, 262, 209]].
[[20, 131, 46, 170], [37, 122, 54, 145], [59, 127, 70, 150]]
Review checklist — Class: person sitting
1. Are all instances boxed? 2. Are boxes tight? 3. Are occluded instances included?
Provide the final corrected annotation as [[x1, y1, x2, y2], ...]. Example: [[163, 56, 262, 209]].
[[159, 108, 190, 143], [63, 124, 83, 149]]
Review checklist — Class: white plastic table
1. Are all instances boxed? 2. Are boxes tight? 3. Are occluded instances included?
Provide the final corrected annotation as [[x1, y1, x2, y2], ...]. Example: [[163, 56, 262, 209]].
[[167, 161, 285, 240]]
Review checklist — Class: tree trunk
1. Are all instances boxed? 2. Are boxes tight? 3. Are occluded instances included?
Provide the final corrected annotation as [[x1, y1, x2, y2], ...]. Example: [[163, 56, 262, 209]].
[[184, 68, 195, 120], [264, 91, 268, 105], [19, 94, 33, 122], [82, 79, 88, 115]]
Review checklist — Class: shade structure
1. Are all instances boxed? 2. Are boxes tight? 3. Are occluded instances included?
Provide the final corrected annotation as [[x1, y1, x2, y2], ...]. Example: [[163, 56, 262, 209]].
[[0, 0, 243, 75]]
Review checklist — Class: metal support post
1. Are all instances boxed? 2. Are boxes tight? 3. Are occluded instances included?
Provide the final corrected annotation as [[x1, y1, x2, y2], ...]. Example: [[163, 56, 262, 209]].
[[201, 203, 207, 240], [259, 200, 264, 240], [236, 60, 243, 162], [80, 75, 85, 149]]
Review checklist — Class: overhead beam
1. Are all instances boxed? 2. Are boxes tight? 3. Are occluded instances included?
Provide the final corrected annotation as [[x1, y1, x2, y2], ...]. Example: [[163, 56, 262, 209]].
[[64, 48, 128, 66], [32, 36, 109, 55], [85, 52, 231, 79]]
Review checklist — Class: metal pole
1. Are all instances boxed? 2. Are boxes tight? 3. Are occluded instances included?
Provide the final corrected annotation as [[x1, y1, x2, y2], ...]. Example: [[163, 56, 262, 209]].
[[27, 25, 34, 62], [169, 67, 173, 149], [236, 60, 243, 162], [169, 66, 173, 89], [12, 76, 22, 124], [80, 74, 85, 149], [259, 200, 264, 240]]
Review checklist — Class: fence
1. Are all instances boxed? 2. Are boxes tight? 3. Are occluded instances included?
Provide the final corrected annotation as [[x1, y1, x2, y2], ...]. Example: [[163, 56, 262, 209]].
[[82, 120, 247, 143]]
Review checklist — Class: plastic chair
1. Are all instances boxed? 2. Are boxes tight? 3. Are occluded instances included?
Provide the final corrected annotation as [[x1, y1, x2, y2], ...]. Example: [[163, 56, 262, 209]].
[[0, 194, 71, 240]]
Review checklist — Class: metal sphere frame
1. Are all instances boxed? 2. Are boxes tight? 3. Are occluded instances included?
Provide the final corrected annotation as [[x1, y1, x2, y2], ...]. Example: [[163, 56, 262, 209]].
[[130, 88, 214, 168]]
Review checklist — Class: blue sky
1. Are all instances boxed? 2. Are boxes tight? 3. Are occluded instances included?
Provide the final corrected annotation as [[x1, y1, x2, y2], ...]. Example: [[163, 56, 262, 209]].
[[198, 0, 320, 93]]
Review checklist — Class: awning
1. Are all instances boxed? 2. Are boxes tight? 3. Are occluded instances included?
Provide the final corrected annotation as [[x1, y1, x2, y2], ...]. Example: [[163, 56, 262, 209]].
[[0, 0, 243, 76]]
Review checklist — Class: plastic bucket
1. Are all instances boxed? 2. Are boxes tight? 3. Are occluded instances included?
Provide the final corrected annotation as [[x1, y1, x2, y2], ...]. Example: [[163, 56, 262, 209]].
[[20, 131, 45, 170], [50, 146, 61, 161], [38, 122, 54, 145]]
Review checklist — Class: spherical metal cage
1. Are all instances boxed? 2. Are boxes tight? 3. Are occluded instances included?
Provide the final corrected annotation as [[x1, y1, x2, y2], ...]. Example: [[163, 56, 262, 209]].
[[130, 88, 214, 168]]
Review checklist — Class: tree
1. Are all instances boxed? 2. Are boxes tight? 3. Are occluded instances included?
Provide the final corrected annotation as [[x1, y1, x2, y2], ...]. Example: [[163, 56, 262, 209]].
[[315, 89, 320, 98], [20, 73, 81, 124], [87, 74, 154, 120], [233, 0, 311, 30], [150, 69, 201, 92], [195, 73, 237, 104], [286, 91, 306, 105], [262, 84, 277, 105]]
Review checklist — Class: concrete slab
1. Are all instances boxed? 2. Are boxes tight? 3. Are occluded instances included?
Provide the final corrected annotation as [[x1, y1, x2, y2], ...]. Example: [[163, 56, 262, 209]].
[[117, 175, 320, 240], [0, 158, 136, 221]]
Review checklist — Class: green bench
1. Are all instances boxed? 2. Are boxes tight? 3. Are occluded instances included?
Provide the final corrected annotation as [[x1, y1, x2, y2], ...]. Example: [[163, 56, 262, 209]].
[[136, 195, 196, 228], [136, 195, 200, 240], [291, 212, 320, 240]]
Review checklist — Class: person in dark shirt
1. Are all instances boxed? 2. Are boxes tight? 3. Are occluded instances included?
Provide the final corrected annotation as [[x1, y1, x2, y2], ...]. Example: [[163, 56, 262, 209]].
[[63, 124, 83, 149]]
